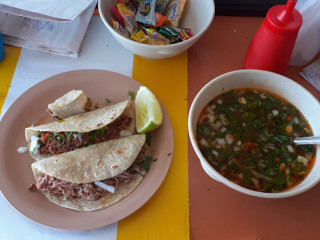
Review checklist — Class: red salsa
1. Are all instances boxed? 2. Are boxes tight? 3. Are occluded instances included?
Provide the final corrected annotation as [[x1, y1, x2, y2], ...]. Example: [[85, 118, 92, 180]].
[[196, 89, 316, 193]]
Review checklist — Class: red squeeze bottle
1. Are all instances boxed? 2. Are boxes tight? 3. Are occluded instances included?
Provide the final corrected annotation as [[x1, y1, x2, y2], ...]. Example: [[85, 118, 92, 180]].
[[244, 0, 303, 74]]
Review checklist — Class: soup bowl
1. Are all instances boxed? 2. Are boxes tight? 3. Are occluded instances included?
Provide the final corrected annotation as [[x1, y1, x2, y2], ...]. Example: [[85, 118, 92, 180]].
[[98, 0, 215, 60], [188, 69, 320, 198]]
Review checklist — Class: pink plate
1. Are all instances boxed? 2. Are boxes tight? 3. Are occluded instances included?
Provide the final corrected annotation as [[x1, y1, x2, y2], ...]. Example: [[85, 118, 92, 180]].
[[0, 69, 173, 230]]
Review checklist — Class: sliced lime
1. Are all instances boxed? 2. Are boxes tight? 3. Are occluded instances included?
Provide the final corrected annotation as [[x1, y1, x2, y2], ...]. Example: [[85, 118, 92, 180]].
[[135, 86, 163, 133]]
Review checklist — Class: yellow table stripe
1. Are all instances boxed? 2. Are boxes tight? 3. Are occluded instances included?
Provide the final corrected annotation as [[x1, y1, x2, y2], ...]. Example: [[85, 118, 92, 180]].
[[0, 45, 21, 113], [117, 52, 189, 240]]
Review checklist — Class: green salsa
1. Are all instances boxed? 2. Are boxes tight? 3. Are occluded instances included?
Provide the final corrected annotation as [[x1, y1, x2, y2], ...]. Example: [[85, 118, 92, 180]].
[[196, 89, 316, 193]]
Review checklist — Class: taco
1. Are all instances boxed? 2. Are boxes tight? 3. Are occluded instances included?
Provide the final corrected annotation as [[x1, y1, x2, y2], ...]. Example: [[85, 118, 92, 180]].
[[29, 134, 148, 211], [26, 100, 135, 161], [47, 90, 98, 119]]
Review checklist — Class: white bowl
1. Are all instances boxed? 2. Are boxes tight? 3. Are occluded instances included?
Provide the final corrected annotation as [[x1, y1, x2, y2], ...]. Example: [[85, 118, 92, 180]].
[[188, 69, 320, 198], [98, 0, 215, 60]]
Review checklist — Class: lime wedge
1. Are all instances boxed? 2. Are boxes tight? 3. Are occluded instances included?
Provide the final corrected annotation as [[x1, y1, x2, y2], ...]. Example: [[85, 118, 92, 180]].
[[135, 86, 163, 133]]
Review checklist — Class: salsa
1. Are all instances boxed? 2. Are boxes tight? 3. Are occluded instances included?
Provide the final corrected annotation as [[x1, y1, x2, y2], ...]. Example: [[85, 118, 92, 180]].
[[196, 89, 316, 193]]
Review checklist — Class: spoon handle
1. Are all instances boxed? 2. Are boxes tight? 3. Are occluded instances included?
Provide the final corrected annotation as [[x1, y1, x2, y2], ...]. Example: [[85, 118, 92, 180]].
[[294, 136, 320, 145]]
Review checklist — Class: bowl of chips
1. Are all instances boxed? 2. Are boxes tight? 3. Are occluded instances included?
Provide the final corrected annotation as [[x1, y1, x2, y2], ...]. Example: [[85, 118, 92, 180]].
[[98, 0, 215, 60]]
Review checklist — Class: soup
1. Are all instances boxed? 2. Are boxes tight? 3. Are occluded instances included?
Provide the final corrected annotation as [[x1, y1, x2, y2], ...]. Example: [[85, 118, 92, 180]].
[[196, 89, 316, 193]]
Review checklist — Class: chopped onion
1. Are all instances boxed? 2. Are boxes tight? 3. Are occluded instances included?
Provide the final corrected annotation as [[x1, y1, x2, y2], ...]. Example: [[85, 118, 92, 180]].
[[259, 135, 267, 142], [287, 145, 294, 153], [260, 93, 267, 99], [17, 147, 28, 154], [210, 104, 216, 110], [272, 109, 279, 116], [206, 107, 214, 114], [94, 181, 115, 193], [297, 156, 308, 166], [200, 138, 208, 147], [251, 170, 272, 181], [225, 134, 234, 145], [211, 150, 219, 157], [268, 143, 275, 149], [206, 114, 215, 123], [216, 138, 226, 145], [120, 130, 132, 137], [30, 136, 40, 152], [252, 178, 259, 186], [73, 133, 83, 141], [220, 114, 228, 125], [213, 120, 222, 129], [293, 117, 299, 124], [220, 127, 227, 132], [220, 165, 227, 171], [238, 97, 246, 104], [285, 169, 290, 175], [217, 99, 223, 104]]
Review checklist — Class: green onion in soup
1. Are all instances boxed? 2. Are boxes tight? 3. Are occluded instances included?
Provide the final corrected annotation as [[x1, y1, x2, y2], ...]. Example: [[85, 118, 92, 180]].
[[196, 89, 316, 193]]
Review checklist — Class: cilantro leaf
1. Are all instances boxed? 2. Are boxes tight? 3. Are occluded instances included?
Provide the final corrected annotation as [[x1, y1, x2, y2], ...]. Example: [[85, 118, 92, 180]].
[[128, 91, 135, 100]]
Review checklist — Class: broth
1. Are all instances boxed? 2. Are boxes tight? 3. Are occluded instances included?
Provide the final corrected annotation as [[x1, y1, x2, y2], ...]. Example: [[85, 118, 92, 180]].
[[196, 89, 316, 193]]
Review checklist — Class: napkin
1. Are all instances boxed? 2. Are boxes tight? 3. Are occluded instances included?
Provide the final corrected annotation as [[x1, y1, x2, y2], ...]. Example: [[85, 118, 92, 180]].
[[0, 0, 97, 57], [300, 58, 320, 91], [0, 0, 96, 21]]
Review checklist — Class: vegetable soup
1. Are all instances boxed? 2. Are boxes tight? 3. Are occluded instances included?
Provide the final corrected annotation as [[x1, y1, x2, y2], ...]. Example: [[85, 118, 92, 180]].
[[196, 89, 316, 193]]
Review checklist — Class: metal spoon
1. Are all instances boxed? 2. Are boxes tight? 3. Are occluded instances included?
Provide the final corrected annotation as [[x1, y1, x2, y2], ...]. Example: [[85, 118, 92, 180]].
[[294, 136, 320, 145]]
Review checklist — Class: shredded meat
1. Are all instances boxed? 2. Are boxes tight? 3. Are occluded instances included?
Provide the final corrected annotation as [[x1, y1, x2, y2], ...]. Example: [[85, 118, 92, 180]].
[[37, 116, 132, 155], [84, 98, 99, 112], [32, 172, 134, 201], [28, 184, 38, 192], [29, 147, 149, 201]]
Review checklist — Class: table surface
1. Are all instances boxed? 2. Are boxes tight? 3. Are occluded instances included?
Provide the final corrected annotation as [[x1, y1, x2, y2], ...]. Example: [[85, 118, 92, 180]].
[[188, 16, 320, 240], [0, 13, 320, 240]]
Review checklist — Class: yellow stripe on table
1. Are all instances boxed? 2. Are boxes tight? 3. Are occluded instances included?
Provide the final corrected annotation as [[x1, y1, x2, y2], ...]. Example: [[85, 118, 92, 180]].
[[0, 45, 21, 113], [117, 52, 189, 240]]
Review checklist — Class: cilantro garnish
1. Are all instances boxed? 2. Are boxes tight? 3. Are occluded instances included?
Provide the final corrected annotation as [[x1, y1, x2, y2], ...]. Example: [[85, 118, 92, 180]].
[[141, 155, 157, 173], [128, 91, 135, 100], [146, 132, 153, 146], [105, 98, 111, 103], [65, 132, 74, 140], [56, 134, 65, 144]]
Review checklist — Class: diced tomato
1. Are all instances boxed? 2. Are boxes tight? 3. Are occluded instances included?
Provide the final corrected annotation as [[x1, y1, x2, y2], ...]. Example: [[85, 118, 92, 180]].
[[286, 115, 293, 121], [41, 132, 51, 142]]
